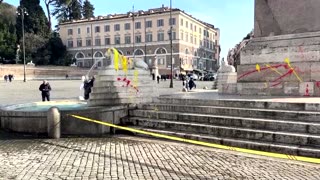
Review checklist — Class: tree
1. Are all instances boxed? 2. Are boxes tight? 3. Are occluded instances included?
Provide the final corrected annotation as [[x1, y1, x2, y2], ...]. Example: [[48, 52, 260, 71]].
[[16, 0, 50, 41], [22, 33, 48, 64], [43, 0, 55, 30], [82, 0, 94, 19], [52, 0, 82, 22], [0, 2, 17, 62]]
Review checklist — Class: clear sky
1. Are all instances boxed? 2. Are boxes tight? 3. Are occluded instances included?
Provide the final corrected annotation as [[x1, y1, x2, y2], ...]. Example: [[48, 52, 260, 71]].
[[6, 0, 254, 60]]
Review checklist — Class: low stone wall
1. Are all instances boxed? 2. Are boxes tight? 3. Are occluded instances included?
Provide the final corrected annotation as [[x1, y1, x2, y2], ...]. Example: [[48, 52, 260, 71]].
[[0, 65, 97, 80], [0, 105, 128, 135]]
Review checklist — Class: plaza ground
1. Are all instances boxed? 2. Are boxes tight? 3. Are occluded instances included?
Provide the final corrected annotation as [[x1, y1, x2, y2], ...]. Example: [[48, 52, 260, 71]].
[[1, 79, 320, 179]]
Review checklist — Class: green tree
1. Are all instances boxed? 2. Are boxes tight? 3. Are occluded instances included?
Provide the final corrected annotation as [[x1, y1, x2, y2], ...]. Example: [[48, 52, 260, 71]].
[[0, 2, 17, 62], [43, 0, 55, 30], [22, 33, 48, 64], [52, 0, 82, 22], [16, 0, 50, 41], [82, 0, 94, 19], [47, 33, 67, 65]]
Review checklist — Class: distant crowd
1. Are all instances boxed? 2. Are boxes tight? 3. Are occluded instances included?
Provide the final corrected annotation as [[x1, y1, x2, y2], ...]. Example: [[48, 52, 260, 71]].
[[3, 74, 14, 82]]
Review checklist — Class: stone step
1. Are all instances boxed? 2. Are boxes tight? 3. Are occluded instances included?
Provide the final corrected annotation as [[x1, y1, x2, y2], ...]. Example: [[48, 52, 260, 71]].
[[94, 80, 156, 88], [123, 127, 320, 158], [125, 117, 320, 147], [139, 104, 320, 122], [156, 97, 320, 111], [92, 86, 155, 94], [90, 92, 156, 100], [129, 110, 320, 134], [89, 97, 153, 106]]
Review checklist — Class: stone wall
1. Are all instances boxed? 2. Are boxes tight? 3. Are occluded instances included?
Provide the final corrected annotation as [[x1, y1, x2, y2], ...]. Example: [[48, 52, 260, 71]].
[[255, 0, 320, 37], [0, 65, 95, 80]]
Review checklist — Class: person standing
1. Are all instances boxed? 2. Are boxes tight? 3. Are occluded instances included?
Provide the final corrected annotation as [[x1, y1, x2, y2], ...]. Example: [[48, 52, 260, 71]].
[[39, 80, 51, 101], [157, 75, 160, 84]]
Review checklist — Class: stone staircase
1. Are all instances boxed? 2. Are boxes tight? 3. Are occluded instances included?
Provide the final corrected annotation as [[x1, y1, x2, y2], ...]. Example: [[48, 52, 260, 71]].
[[121, 97, 320, 158]]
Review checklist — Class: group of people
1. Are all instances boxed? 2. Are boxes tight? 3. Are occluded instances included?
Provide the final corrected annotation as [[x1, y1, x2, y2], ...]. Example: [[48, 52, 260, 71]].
[[38, 76, 95, 102], [3, 74, 14, 82], [182, 76, 196, 91]]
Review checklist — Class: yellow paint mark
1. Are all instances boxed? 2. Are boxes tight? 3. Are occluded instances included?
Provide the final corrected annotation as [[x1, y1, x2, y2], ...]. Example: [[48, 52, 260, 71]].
[[256, 64, 260, 72], [284, 58, 303, 82], [113, 48, 119, 71], [70, 114, 320, 164], [133, 70, 139, 87], [265, 64, 282, 76], [122, 56, 128, 74], [106, 48, 111, 57]]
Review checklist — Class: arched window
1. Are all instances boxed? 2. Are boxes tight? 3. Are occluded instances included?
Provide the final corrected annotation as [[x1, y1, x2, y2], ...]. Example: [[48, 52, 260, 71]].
[[135, 49, 144, 56], [185, 48, 189, 54], [75, 52, 85, 59], [155, 47, 167, 54], [94, 51, 104, 58]]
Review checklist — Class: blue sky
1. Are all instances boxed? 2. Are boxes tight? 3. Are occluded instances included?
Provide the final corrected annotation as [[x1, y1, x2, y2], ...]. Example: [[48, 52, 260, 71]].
[[6, 0, 254, 60]]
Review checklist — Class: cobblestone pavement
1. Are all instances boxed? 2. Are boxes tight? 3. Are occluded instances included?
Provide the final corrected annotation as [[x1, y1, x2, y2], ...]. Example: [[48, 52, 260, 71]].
[[2, 80, 320, 179], [0, 135, 320, 180]]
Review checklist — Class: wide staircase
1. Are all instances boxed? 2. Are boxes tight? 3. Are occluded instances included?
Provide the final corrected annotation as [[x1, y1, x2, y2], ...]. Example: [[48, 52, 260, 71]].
[[121, 97, 320, 158]]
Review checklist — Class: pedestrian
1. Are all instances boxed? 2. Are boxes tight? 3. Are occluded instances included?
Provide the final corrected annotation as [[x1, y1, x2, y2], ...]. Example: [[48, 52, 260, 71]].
[[157, 75, 160, 84], [39, 80, 51, 101], [4, 75, 8, 82], [189, 78, 196, 90], [8, 74, 12, 82], [83, 76, 95, 100], [65, 74, 69, 79]]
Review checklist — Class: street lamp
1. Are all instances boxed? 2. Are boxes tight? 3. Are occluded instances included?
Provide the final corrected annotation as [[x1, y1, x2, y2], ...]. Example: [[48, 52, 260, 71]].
[[169, 0, 173, 88], [17, 7, 28, 82]]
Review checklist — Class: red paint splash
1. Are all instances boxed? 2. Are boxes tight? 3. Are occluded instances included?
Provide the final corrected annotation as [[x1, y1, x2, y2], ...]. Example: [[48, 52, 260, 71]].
[[117, 77, 139, 93], [304, 84, 310, 96]]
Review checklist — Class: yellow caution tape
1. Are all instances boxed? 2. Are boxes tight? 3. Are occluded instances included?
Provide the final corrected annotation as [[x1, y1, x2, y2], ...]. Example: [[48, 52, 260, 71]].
[[70, 114, 320, 164]]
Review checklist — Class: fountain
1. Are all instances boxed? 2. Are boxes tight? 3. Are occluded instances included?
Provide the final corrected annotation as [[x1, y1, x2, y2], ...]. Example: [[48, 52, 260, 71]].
[[0, 48, 157, 136]]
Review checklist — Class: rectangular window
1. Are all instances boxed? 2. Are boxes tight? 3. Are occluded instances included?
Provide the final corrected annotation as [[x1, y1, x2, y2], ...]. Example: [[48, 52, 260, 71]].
[[125, 35, 131, 44], [135, 34, 141, 43], [77, 28, 81, 34], [67, 40, 73, 47], [105, 37, 110, 45], [67, 29, 73, 35], [135, 22, 141, 29], [125, 23, 130, 30], [186, 21, 188, 28], [180, 32, 183, 40], [180, 19, 183, 26], [86, 39, 91, 46], [194, 25, 197, 32], [199, 27, 202, 33], [190, 23, 193, 30], [87, 27, 90, 34], [169, 18, 176, 25], [115, 36, 120, 44], [185, 33, 188, 42], [172, 32, 176, 40], [104, 25, 110, 32], [95, 38, 101, 46], [146, 20, 152, 28], [146, 33, 153, 42], [114, 24, 120, 31], [190, 34, 193, 43], [157, 32, 164, 41], [95, 26, 100, 33], [157, 19, 164, 27], [77, 39, 82, 47]]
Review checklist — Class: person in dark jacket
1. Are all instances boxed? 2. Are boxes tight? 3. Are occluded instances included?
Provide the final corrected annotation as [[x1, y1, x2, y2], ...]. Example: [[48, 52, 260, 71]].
[[39, 80, 51, 101], [83, 76, 95, 100], [188, 78, 196, 90]]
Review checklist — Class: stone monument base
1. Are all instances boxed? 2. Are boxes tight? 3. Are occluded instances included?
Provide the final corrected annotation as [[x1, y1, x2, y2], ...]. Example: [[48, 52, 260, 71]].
[[89, 68, 157, 106], [237, 31, 320, 96]]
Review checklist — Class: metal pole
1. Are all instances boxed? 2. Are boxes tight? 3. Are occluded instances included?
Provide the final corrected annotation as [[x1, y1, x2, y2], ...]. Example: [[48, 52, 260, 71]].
[[132, 5, 135, 60], [22, 8, 26, 82], [169, 0, 173, 88], [91, 23, 94, 68]]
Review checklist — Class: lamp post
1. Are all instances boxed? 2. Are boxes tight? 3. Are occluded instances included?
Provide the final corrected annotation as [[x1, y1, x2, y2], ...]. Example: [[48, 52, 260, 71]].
[[17, 7, 28, 82], [169, 0, 173, 88]]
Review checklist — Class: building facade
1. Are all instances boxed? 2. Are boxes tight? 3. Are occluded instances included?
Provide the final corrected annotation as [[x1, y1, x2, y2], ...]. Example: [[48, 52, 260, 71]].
[[59, 6, 220, 75]]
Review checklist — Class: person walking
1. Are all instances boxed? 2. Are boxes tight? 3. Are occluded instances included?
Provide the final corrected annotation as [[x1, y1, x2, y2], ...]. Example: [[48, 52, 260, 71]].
[[157, 75, 160, 84], [39, 80, 51, 101]]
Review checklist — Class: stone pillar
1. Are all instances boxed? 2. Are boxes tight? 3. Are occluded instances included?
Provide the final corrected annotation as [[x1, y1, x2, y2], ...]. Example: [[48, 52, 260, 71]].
[[217, 60, 237, 94], [47, 107, 60, 139]]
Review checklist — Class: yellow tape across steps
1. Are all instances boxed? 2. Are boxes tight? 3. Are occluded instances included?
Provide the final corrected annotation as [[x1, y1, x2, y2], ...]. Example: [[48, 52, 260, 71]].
[[70, 114, 320, 164]]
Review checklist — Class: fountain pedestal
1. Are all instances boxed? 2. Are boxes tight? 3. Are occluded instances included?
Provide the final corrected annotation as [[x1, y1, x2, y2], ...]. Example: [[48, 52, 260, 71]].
[[89, 67, 157, 106]]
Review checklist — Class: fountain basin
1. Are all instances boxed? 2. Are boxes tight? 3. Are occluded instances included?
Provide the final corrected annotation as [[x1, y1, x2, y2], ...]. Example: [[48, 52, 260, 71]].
[[0, 100, 129, 135]]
